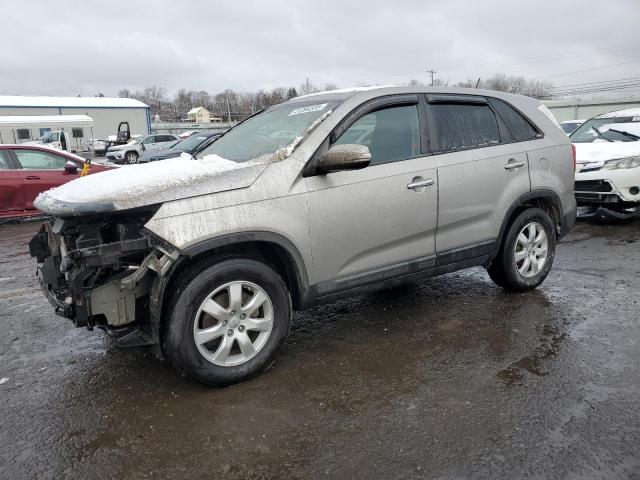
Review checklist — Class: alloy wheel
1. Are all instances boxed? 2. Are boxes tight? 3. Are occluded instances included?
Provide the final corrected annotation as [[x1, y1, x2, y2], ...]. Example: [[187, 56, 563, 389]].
[[193, 281, 274, 367], [514, 221, 549, 278]]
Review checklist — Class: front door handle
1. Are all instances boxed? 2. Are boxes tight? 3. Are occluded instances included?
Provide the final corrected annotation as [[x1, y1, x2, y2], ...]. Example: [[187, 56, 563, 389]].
[[407, 178, 435, 190], [25, 175, 41, 180], [504, 159, 525, 170]]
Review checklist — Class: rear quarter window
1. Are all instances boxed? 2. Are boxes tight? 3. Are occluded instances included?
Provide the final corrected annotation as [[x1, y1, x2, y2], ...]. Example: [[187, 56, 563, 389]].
[[490, 99, 541, 142]]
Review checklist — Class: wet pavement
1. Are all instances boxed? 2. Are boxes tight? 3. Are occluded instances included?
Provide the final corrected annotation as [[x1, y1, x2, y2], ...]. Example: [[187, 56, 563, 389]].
[[1, 219, 639, 479]]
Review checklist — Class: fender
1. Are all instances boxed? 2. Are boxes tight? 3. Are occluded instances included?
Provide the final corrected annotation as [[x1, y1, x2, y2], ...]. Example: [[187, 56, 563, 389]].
[[148, 231, 313, 353], [497, 189, 563, 251]]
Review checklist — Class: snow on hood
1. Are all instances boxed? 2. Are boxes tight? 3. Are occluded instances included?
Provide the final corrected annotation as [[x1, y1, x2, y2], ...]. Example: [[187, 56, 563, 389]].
[[34, 154, 268, 216], [573, 141, 640, 163]]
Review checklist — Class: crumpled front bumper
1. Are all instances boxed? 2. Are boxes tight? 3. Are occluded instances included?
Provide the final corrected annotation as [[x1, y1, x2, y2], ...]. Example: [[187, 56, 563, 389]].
[[575, 167, 640, 204]]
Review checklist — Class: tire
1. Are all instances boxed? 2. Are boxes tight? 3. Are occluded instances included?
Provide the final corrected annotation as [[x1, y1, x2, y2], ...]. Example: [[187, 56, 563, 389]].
[[163, 258, 292, 386], [124, 151, 138, 164], [488, 208, 556, 292]]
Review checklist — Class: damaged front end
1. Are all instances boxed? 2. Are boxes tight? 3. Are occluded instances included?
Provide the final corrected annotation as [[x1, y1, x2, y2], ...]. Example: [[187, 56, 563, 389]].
[[29, 207, 177, 346]]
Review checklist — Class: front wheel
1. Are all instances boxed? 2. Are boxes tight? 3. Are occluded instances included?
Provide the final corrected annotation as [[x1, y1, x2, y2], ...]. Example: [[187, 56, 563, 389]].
[[124, 151, 138, 164], [163, 258, 292, 386], [488, 208, 556, 292]]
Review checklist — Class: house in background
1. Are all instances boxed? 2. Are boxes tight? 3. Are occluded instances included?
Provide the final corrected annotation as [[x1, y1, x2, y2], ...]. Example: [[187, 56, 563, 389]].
[[187, 106, 211, 123]]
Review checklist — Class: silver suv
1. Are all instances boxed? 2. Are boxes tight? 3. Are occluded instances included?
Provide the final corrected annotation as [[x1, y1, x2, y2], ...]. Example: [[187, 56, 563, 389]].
[[30, 87, 576, 386], [105, 134, 179, 164]]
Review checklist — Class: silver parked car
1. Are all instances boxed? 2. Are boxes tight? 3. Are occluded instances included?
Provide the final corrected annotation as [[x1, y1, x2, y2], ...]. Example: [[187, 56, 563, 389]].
[[30, 86, 576, 386], [105, 134, 179, 164]]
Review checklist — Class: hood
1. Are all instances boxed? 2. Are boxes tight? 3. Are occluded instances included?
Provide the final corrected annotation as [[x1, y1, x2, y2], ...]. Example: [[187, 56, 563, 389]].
[[34, 154, 268, 216], [573, 141, 640, 164]]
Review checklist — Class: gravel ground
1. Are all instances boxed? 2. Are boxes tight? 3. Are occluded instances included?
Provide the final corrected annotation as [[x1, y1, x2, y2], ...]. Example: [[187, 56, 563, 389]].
[[0, 219, 639, 479]]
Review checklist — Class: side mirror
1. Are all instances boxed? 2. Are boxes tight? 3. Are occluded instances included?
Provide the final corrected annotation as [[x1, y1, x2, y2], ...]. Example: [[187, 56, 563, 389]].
[[317, 144, 371, 174], [64, 161, 79, 174]]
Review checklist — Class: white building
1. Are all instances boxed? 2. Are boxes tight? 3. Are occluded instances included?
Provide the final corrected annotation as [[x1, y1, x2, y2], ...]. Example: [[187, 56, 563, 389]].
[[543, 96, 640, 122], [0, 95, 150, 142], [187, 106, 211, 123]]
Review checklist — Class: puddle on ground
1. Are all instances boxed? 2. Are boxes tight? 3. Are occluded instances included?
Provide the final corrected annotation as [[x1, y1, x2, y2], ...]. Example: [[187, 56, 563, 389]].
[[497, 324, 567, 386]]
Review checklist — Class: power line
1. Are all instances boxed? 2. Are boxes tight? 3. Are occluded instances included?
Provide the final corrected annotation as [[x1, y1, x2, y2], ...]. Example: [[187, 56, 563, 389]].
[[536, 59, 640, 79], [551, 75, 640, 89]]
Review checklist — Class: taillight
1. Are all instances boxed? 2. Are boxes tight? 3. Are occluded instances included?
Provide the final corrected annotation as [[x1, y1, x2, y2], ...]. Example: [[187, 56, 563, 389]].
[[571, 144, 576, 172]]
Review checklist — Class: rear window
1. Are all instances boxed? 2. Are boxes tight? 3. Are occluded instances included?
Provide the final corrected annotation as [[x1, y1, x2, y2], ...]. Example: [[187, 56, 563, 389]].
[[431, 103, 500, 152], [490, 99, 541, 141]]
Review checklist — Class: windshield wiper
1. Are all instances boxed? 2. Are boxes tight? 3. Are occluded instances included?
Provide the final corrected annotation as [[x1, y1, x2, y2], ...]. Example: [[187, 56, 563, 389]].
[[606, 128, 640, 141], [592, 126, 613, 142]]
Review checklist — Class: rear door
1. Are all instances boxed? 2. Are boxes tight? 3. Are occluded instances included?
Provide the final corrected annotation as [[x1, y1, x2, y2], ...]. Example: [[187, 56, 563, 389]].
[[11, 148, 78, 210], [0, 150, 26, 213], [426, 95, 530, 257], [305, 96, 438, 292]]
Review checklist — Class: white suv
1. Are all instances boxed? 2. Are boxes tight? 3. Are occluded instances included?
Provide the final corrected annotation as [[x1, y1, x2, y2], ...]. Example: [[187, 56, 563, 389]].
[[571, 108, 640, 219]]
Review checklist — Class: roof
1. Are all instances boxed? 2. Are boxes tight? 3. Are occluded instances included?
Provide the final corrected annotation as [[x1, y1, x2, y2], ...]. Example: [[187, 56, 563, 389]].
[[286, 85, 541, 106], [0, 95, 148, 108], [187, 106, 209, 114], [0, 114, 93, 126]]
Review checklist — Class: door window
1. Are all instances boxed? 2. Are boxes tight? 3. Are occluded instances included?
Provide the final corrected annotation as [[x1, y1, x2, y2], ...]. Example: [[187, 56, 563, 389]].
[[14, 150, 68, 169], [430, 103, 501, 153], [0, 151, 9, 169], [334, 105, 420, 165]]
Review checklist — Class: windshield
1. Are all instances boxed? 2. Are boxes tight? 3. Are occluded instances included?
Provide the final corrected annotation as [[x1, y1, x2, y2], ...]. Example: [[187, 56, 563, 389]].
[[173, 133, 215, 152], [196, 100, 340, 162], [570, 116, 640, 143]]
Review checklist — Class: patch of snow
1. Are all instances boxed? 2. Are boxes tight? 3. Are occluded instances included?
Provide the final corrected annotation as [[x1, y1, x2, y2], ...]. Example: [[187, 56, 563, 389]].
[[34, 154, 252, 212]]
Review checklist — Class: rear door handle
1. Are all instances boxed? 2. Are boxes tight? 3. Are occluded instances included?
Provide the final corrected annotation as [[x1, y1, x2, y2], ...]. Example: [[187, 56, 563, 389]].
[[407, 178, 435, 190], [25, 175, 41, 180], [504, 159, 525, 170]]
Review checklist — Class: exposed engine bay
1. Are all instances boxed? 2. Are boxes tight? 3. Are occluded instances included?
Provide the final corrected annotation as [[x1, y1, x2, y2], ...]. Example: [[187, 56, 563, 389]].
[[28, 207, 177, 346]]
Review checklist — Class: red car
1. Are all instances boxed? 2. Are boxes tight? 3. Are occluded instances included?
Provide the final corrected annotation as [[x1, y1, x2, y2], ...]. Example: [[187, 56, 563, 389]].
[[0, 145, 112, 219]]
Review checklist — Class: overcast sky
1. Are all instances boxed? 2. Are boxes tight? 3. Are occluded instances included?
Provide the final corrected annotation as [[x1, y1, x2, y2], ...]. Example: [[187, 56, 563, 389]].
[[1, 0, 639, 98]]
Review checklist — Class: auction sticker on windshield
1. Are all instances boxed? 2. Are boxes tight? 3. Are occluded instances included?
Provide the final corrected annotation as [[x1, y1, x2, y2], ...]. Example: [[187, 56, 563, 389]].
[[289, 103, 327, 116]]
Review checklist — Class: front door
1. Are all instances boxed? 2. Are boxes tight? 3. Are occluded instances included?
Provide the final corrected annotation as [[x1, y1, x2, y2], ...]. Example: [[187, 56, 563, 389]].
[[11, 149, 76, 209], [305, 100, 438, 294]]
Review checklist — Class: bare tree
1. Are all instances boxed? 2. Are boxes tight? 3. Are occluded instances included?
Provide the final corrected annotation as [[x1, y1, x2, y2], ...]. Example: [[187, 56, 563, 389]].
[[481, 73, 553, 99]]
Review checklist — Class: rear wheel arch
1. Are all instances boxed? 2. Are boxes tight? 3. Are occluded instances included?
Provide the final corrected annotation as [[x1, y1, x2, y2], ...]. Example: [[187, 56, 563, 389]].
[[498, 191, 562, 251]]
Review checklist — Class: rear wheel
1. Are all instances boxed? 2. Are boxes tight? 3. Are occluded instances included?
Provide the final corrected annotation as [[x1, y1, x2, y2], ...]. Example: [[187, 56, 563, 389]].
[[163, 258, 292, 386], [488, 208, 556, 292], [124, 151, 138, 164]]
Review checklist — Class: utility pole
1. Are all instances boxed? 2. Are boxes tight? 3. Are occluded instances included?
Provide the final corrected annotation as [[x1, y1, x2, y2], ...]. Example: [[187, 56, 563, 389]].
[[226, 94, 232, 123], [427, 69, 437, 86], [306, 77, 310, 94]]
